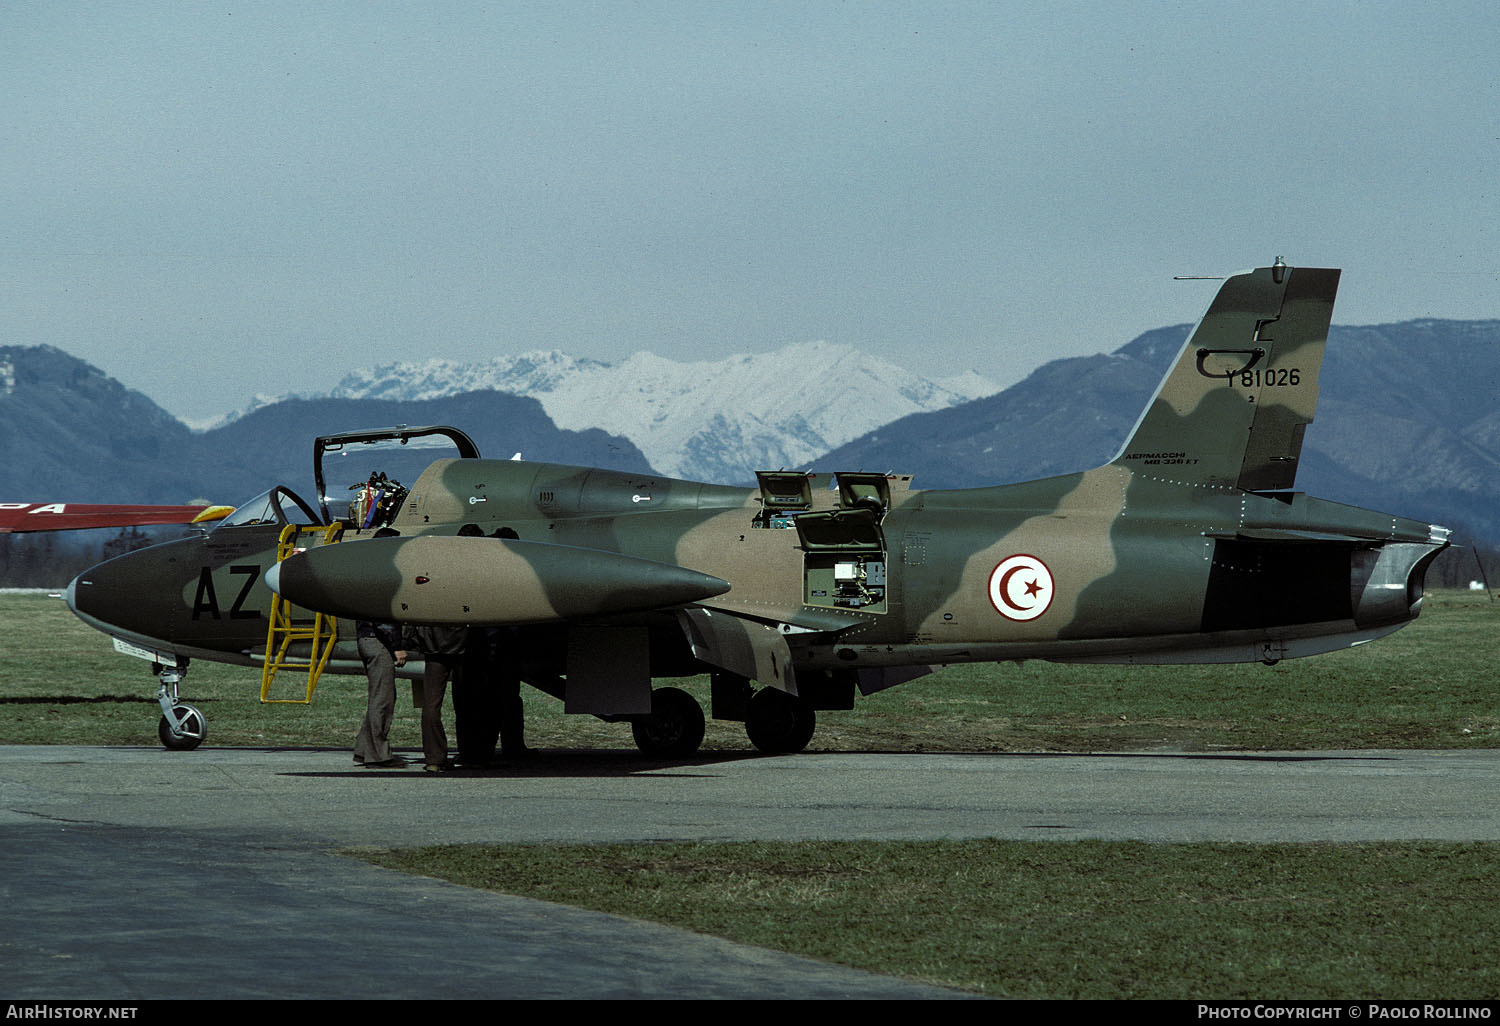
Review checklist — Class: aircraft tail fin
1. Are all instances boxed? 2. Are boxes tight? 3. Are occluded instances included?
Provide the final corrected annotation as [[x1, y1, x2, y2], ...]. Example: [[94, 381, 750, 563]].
[[1111, 261, 1340, 491]]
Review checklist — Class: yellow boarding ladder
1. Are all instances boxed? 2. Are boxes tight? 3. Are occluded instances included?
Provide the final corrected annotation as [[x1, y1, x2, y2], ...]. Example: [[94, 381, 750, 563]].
[[260, 522, 345, 703]]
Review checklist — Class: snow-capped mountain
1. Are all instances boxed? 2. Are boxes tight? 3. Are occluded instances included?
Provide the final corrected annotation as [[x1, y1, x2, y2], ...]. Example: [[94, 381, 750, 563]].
[[314, 341, 998, 482]]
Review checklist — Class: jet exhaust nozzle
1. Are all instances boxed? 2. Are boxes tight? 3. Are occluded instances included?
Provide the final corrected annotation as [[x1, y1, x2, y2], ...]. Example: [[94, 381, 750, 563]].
[[1351, 538, 1449, 628]]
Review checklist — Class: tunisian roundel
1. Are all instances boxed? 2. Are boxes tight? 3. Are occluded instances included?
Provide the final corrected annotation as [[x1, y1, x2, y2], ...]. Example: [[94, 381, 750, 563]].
[[988, 554, 1054, 622]]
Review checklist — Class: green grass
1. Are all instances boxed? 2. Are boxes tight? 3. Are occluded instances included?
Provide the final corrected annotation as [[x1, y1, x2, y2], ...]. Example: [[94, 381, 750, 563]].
[[4, 589, 1495, 751], [355, 839, 1500, 998]]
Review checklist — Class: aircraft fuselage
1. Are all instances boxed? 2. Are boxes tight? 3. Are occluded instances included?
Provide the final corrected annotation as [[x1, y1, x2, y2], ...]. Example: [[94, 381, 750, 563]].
[[70, 456, 1447, 684]]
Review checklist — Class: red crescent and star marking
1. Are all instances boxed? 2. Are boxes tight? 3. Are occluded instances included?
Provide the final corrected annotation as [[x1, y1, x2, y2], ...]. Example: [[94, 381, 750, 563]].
[[987, 554, 1055, 621]]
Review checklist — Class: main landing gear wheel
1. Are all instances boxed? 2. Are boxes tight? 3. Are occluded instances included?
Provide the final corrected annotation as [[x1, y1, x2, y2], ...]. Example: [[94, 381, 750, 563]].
[[158, 703, 206, 751], [630, 686, 706, 758], [745, 687, 815, 754]]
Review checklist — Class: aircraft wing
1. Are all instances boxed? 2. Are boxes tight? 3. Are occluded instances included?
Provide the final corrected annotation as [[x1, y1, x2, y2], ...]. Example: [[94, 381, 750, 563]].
[[0, 503, 233, 534]]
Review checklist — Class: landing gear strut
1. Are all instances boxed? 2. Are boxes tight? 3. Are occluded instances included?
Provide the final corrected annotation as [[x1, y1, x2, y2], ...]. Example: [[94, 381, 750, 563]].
[[153, 661, 206, 751], [630, 686, 706, 758]]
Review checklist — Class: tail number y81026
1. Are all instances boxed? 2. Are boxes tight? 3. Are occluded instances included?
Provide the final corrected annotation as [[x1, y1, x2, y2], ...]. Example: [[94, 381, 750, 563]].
[[1239, 367, 1301, 388]]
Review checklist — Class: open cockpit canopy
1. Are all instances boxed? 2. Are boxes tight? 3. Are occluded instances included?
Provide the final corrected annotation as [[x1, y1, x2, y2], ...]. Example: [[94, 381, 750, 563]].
[[313, 425, 481, 528]]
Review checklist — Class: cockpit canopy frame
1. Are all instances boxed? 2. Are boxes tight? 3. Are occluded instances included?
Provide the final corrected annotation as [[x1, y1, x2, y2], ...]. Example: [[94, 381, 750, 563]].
[[312, 425, 481, 527], [213, 486, 323, 531]]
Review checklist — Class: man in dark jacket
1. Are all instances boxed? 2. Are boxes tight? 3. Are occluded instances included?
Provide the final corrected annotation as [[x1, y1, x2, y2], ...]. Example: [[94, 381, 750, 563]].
[[410, 624, 464, 771]]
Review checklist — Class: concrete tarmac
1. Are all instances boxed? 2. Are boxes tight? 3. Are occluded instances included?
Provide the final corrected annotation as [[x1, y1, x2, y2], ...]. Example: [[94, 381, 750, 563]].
[[3, 744, 1498, 999]]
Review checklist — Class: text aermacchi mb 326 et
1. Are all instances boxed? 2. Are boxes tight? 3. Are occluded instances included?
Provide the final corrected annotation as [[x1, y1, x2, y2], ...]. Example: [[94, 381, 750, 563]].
[[66, 261, 1450, 756]]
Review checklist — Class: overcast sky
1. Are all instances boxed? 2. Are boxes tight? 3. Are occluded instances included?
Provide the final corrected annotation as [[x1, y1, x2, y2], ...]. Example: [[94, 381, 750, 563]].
[[4, 2, 1497, 424]]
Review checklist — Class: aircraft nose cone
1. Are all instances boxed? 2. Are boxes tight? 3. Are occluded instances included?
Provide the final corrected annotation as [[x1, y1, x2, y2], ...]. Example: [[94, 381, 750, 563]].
[[64, 567, 111, 633], [62, 541, 200, 640], [263, 562, 283, 596]]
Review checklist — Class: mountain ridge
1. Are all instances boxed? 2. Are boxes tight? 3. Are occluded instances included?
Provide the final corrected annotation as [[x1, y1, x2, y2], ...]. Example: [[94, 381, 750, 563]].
[[219, 340, 1000, 482]]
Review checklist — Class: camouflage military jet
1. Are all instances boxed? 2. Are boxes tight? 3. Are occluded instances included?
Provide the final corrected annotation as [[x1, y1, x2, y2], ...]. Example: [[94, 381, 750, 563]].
[[66, 261, 1449, 755]]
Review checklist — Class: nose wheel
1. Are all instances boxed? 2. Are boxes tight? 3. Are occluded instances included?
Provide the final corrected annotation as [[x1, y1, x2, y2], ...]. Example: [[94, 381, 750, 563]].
[[158, 704, 207, 750], [154, 661, 206, 751]]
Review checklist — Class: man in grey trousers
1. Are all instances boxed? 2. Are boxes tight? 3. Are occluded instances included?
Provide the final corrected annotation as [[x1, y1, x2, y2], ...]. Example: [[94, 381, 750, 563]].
[[354, 619, 408, 768]]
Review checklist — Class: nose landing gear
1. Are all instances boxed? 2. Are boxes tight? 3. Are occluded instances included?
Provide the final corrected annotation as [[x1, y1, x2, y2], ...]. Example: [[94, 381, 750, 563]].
[[153, 661, 206, 751]]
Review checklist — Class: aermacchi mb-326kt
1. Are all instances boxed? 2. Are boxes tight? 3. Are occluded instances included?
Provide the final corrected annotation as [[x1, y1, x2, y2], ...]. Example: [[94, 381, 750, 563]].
[[66, 261, 1450, 756]]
